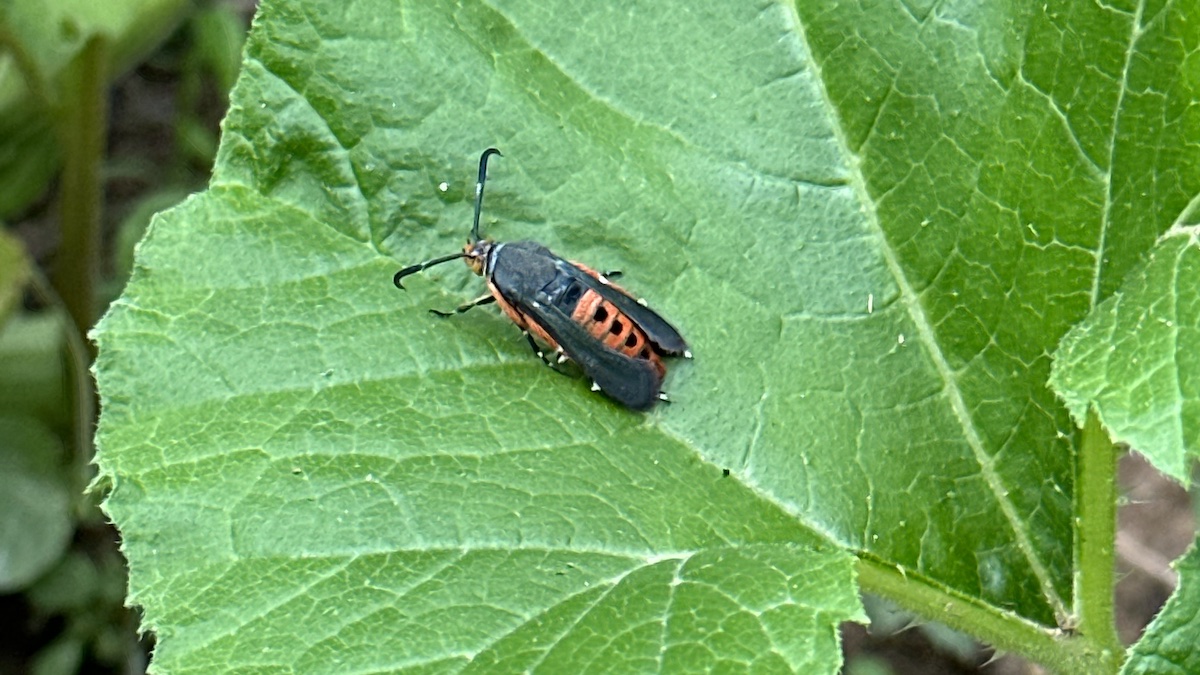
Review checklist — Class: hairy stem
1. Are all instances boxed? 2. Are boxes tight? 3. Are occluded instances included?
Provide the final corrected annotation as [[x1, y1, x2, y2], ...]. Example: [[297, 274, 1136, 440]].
[[857, 556, 1121, 674], [1074, 410, 1123, 657]]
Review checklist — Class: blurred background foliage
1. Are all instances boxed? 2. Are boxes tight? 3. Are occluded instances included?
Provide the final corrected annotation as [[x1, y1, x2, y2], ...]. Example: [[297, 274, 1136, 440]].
[[0, 1, 247, 672]]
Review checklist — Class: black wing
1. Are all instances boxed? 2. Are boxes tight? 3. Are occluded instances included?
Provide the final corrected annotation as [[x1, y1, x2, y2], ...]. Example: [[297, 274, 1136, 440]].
[[515, 295, 663, 411], [575, 270, 688, 356]]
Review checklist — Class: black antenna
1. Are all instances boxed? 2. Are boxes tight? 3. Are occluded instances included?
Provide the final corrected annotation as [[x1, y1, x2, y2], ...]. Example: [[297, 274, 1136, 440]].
[[393, 149, 502, 289], [393, 252, 468, 289], [471, 148, 502, 242]]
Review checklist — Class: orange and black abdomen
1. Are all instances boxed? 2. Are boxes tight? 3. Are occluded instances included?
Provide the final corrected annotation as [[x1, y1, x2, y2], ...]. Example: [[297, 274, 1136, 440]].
[[488, 266, 663, 376], [569, 266, 666, 377]]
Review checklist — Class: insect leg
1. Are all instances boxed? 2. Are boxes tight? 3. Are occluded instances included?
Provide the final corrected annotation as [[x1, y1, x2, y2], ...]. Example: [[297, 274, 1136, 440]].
[[524, 331, 569, 376], [602, 270, 623, 279], [429, 294, 495, 317], [524, 331, 552, 365]]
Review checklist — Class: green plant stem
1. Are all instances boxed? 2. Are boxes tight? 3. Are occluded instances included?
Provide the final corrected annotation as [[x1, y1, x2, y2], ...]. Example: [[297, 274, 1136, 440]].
[[857, 557, 1122, 675], [27, 267, 96, 501], [1074, 410, 1123, 658], [53, 35, 109, 352]]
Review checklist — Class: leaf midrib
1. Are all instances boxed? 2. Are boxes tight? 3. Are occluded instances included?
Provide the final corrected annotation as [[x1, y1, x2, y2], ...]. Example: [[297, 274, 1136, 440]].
[[784, 3, 1069, 620]]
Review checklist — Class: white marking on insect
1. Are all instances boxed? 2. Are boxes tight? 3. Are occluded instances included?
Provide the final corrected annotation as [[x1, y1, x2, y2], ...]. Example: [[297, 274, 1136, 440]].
[[591, 381, 601, 392]]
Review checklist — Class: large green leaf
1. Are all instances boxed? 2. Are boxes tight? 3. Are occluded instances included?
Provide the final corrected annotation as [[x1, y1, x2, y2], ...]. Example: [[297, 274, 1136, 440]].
[[93, 0, 1197, 671]]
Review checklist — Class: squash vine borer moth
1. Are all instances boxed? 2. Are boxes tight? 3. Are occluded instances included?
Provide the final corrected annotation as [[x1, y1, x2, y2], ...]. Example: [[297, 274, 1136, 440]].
[[393, 148, 691, 410]]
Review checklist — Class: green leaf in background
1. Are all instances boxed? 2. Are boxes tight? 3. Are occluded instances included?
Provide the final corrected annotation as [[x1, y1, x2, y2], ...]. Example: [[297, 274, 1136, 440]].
[[0, 237, 75, 592], [0, 415, 72, 591], [1120, 545, 1200, 675], [0, 220, 75, 595], [1052, 226, 1200, 484], [0, 311, 69, 431], [188, 2, 245, 95], [92, 0, 1199, 671]]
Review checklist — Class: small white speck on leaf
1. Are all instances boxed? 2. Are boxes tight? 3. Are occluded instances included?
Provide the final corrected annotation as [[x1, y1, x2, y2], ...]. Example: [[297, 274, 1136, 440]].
[[438, 182, 449, 192]]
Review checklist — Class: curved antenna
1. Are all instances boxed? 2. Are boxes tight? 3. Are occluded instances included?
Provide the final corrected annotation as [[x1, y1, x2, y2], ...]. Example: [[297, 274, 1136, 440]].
[[393, 252, 468, 289], [471, 148, 502, 242]]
